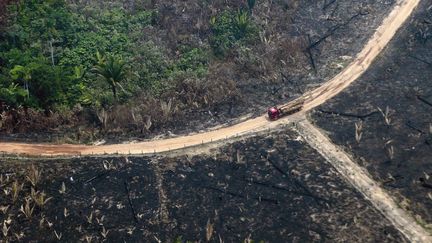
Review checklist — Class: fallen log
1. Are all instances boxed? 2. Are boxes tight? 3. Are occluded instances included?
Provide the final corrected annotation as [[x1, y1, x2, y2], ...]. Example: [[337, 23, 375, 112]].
[[124, 180, 139, 223], [317, 109, 379, 120]]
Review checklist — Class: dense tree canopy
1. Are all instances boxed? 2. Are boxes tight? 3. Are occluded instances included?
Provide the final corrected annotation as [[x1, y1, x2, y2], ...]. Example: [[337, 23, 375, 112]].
[[0, 0, 158, 110]]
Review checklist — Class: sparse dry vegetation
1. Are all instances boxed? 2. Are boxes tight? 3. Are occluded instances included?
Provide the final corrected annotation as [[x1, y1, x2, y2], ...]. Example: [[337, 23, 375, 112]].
[[31, 188, 52, 209], [10, 180, 22, 202], [377, 106, 393, 126], [26, 164, 42, 187], [19, 197, 35, 219], [355, 121, 363, 143]]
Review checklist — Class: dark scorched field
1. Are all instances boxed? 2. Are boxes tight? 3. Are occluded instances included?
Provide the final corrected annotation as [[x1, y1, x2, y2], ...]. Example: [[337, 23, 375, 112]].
[[0, 130, 405, 242], [310, 1, 432, 229]]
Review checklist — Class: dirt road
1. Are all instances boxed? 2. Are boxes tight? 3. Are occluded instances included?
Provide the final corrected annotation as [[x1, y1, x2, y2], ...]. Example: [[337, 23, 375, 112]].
[[0, 0, 420, 156], [294, 119, 432, 243]]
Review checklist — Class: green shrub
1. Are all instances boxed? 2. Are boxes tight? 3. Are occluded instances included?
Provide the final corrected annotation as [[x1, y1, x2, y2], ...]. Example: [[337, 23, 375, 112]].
[[0, 83, 28, 107], [176, 47, 209, 77], [1, 55, 76, 109], [209, 9, 259, 57], [60, 32, 111, 68], [152, 46, 210, 98], [131, 42, 170, 95]]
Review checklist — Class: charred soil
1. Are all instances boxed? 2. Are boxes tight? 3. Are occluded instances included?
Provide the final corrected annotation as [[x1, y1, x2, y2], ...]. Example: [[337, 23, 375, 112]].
[[310, 1, 432, 228], [0, 130, 406, 242]]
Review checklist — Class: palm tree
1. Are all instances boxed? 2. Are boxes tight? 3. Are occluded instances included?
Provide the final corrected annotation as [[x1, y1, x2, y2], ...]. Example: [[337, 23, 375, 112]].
[[92, 52, 127, 99]]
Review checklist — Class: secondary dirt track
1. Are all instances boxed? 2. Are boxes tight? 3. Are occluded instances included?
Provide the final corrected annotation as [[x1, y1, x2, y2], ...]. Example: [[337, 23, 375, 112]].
[[0, 0, 420, 157], [295, 119, 432, 243]]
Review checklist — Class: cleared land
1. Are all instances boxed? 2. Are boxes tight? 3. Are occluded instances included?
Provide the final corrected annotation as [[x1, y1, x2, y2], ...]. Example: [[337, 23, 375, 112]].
[[310, 0, 432, 230], [295, 119, 431, 242], [0, 131, 407, 242], [0, 1, 428, 242]]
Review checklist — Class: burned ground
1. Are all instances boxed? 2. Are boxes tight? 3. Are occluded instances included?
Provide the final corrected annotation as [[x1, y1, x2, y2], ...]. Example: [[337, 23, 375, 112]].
[[310, 1, 432, 228], [0, 130, 405, 242]]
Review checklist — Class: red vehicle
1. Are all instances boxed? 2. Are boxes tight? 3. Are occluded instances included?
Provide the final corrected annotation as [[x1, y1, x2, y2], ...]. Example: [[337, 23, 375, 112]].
[[267, 98, 304, 120]]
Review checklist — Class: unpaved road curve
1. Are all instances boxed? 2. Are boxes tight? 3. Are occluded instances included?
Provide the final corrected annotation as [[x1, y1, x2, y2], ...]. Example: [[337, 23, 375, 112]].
[[0, 0, 420, 156]]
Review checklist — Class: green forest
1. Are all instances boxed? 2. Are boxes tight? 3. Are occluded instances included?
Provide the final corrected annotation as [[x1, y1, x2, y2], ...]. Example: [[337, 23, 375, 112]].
[[0, 0, 259, 139]]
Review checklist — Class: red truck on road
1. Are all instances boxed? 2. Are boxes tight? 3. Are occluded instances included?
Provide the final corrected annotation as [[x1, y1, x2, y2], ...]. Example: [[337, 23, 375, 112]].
[[267, 98, 305, 120]]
